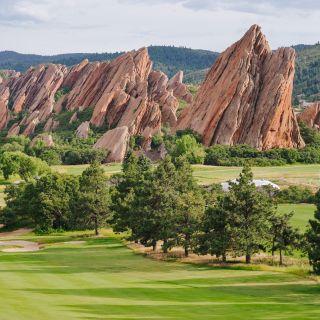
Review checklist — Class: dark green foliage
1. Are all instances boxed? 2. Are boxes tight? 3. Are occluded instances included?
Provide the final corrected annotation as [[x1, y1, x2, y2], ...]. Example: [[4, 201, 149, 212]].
[[197, 200, 232, 262], [1, 172, 79, 231], [293, 43, 320, 102], [270, 212, 301, 265], [76, 163, 110, 235], [306, 190, 320, 274], [129, 135, 145, 150], [54, 87, 70, 102], [151, 134, 163, 150], [299, 122, 320, 147], [112, 154, 205, 255], [276, 186, 315, 204], [222, 166, 276, 263], [205, 143, 320, 166]]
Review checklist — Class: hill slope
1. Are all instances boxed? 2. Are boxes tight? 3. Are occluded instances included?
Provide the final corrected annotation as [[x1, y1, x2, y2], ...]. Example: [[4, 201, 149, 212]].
[[293, 43, 320, 102]]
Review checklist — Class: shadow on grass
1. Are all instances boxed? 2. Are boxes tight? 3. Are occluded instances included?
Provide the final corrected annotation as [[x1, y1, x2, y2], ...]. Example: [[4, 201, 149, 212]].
[[19, 285, 320, 319]]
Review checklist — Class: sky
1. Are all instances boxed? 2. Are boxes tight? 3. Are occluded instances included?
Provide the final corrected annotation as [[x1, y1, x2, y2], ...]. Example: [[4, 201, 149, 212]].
[[0, 0, 319, 55]]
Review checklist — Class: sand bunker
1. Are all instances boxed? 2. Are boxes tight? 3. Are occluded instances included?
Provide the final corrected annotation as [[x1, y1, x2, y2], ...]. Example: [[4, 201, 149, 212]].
[[0, 240, 40, 252]]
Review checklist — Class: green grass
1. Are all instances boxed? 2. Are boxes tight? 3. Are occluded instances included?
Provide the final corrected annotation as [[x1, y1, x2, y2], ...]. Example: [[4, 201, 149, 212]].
[[277, 204, 316, 231], [192, 164, 320, 189], [0, 231, 319, 319], [51, 163, 320, 189]]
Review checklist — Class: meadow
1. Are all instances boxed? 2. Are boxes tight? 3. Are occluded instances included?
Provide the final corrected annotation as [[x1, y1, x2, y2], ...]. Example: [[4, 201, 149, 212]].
[[52, 163, 320, 189], [0, 230, 320, 320]]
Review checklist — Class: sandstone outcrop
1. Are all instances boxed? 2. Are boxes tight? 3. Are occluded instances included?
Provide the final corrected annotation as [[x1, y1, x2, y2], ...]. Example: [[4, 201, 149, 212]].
[[31, 134, 54, 147], [177, 25, 304, 150], [76, 121, 90, 139], [93, 126, 130, 162], [297, 102, 320, 130], [168, 71, 193, 104], [0, 86, 10, 130], [7, 123, 20, 137]]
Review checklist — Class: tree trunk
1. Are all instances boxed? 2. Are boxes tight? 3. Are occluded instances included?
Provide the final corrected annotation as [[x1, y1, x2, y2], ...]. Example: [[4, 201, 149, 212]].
[[152, 240, 157, 251], [272, 239, 275, 256], [163, 239, 168, 253], [245, 254, 251, 264], [279, 249, 283, 266], [222, 253, 227, 263], [184, 233, 190, 257], [94, 217, 99, 236]]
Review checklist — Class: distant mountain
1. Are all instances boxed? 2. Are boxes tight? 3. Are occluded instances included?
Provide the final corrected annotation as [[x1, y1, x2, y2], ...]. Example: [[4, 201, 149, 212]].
[[293, 43, 320, 102], [0, 46, 219, 80]]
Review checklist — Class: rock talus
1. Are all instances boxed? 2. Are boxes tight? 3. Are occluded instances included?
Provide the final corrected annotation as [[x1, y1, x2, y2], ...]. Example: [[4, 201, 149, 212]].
[[177, 25, 304, 150]]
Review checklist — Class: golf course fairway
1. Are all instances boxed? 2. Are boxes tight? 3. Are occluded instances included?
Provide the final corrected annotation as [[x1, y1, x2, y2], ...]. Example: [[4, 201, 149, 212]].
[[0, 231, 319, 319]]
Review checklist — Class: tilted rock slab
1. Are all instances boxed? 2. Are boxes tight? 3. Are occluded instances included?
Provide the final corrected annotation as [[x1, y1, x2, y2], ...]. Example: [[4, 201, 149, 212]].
[[93, 126, 130, 162], [177, 25, 304, 150], [297, 102, 320, 130]]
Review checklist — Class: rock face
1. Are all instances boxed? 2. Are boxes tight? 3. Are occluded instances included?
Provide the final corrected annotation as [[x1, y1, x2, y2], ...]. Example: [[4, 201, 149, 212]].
[[177, 25, 304, 150], [94, 126, 130, 162], [297, 102, 320, 130], [31, 134, 54, 147], [0, 86, 10, 130], [168, 71, 193, 104], [0, 48, 188, 161], [76, 121, 90, 139]]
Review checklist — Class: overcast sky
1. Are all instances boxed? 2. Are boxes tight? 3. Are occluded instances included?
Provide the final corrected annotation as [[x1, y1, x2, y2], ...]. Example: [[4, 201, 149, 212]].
[[0, 0, 319, 54]]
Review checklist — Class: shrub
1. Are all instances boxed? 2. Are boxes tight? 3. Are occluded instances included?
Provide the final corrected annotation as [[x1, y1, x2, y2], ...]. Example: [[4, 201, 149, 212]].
[[276, 186, 315, 204], [172, 135, 205, 164]]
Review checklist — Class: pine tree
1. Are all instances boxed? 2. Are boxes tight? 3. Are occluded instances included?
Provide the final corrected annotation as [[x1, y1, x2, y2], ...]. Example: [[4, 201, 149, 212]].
[[225, 165, 275, 263], [270, 212, 301, 265], [77, 163, 110, 235], [197, 196, 233, 262], [174, 157, 205, 256]]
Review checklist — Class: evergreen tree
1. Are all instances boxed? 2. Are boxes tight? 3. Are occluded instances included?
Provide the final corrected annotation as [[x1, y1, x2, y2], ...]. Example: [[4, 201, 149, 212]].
[[111, 152, 152, 242], [307, 190, 320, 274], [174, 157, 205, 256], [77, 163, 110, 235], [270, 212, 301, 265], [145, 156, 179, 253], [197, 197, 233, 262], [225, 165, 275, 263]]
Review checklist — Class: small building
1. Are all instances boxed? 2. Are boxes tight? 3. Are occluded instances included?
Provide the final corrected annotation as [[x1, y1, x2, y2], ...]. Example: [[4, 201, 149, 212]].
[[221, 179, 280, 192]]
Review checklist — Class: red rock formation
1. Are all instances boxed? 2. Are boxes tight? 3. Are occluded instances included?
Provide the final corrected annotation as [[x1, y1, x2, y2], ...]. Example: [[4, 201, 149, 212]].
[[0, 86, 10, 130], [76, 121, 90, 139], [7, 123, 20, 137], [7, 64, 66, 127], [177, 25, 304, 150], [31, 134, 54, 147], [168, 71, 193, 104], [0, 48, 190, 161], [94, 126, 130, 162], [297, 102, 320, 130]]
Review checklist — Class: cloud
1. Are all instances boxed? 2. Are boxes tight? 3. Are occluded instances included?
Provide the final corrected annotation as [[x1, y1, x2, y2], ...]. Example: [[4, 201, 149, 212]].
[[119, 0, 320, 15]]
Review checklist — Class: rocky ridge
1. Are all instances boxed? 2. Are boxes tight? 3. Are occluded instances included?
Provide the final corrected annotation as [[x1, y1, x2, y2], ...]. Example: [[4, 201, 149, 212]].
[[0, 48, 192, 161], [177, 25, 305, 150]]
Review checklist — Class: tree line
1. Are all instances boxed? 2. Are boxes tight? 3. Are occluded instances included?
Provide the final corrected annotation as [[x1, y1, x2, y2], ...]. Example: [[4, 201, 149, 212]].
[[1, 153, 320, 274]]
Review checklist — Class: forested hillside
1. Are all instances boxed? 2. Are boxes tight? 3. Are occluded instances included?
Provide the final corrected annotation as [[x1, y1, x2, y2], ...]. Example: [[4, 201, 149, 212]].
[[293, 43, 320, 102]]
